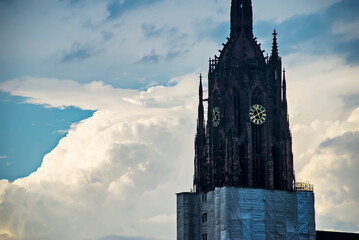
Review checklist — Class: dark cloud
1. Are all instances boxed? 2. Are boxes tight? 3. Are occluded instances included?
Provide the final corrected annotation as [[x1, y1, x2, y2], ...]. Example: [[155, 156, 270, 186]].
[[255, 0, 359, 64], [101, 30, 115, 41], [198, 19, 230, 43], [0, 0, 12, 5], [59, 0, 92, 8], [138, 50, 160, 64], [107, 0, 162, 20], [167, 27, 187, 40], [325, 0, 359, 22], [166, 48, 188, 60], [342, 94, 359, 111], [60, 0, 82, 4], [334, 39, 359, 64], [318, 131, 359, 201], [141, 25, 188, 58], [138, 47, 188, 64], [141, 23, 163, 38], [320, 131, 359, 155], [163, 27, 188, 49], [255, 14, 329, 56], [61, 42, 101, 63]]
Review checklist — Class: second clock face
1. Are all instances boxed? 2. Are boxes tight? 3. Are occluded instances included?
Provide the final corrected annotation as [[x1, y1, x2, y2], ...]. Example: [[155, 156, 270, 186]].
[[249, 104, 266, 125], [212, 107, 220, 127]]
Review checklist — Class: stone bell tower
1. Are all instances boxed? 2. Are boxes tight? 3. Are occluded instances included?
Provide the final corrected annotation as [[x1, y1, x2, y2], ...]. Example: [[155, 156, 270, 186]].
[[194, 0, 294, 193], [178, 0, 315, 239]]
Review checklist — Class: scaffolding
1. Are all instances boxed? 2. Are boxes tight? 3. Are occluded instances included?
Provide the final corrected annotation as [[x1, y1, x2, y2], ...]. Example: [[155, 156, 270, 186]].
[[294, 181, 314, 192]]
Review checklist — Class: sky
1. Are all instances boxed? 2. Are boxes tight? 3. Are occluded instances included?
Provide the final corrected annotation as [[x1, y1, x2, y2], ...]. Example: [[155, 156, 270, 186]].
[[0, 0, 358, 239]]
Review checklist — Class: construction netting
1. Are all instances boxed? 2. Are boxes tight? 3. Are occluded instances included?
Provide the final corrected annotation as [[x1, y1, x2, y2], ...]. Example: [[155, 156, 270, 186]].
[[206, 187, 315, 240], [177, 187, 316, 240]]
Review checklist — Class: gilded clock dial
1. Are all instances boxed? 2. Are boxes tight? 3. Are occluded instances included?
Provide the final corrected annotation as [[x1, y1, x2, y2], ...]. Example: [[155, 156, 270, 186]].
[[212, 107, 220, 127], [249, 104, 266, 125]]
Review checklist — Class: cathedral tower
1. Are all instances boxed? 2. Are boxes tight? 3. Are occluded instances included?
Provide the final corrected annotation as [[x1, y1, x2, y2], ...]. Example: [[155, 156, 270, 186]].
[[178, 1, 315, 239], [194, 0, 294, 192]]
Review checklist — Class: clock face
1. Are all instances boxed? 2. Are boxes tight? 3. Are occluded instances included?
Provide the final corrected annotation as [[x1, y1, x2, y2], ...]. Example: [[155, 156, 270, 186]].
[[212, 107, 220, 127], [249, 104, 266, 125]]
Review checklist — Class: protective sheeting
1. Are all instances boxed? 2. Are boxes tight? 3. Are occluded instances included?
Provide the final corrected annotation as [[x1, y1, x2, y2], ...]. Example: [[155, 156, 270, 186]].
[[177, 192, 200, 240], [177, 187, 316, 240]]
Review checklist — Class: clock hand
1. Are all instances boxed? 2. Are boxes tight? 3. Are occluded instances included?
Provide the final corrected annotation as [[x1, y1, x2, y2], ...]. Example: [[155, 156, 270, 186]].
[[213, 112, 219, 121]]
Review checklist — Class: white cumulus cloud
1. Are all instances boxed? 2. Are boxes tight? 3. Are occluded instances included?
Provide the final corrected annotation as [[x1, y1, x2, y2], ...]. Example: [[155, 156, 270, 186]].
[[0, 74, 200, 240]]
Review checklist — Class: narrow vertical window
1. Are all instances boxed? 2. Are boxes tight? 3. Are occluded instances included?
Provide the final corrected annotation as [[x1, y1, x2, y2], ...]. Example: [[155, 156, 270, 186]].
[[202, 213, 207, 223], [201, 192, 207, 202]]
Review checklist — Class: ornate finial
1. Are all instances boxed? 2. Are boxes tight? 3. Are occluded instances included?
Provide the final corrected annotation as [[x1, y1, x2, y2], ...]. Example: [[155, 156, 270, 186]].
[[271, 29, 279, 58], [273, 29, 277, 37], [199, 74, 203, 102]]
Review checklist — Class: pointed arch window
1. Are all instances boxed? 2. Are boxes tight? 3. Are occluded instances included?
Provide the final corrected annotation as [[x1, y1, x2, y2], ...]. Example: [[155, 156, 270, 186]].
[[234, 91, 241, 135], [252, 87, 262, 104]]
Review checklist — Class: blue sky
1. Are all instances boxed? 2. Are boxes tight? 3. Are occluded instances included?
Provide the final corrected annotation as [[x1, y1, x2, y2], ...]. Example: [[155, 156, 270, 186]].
[[0, 91, 94, 181], [0, 0, 358, 239]]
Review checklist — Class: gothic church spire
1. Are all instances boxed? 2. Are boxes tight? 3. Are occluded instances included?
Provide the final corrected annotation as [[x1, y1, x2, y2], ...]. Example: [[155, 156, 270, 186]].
[[197, 74, 205, 135], [271, 29, 279, 59], [282, 68, 287, 102]]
